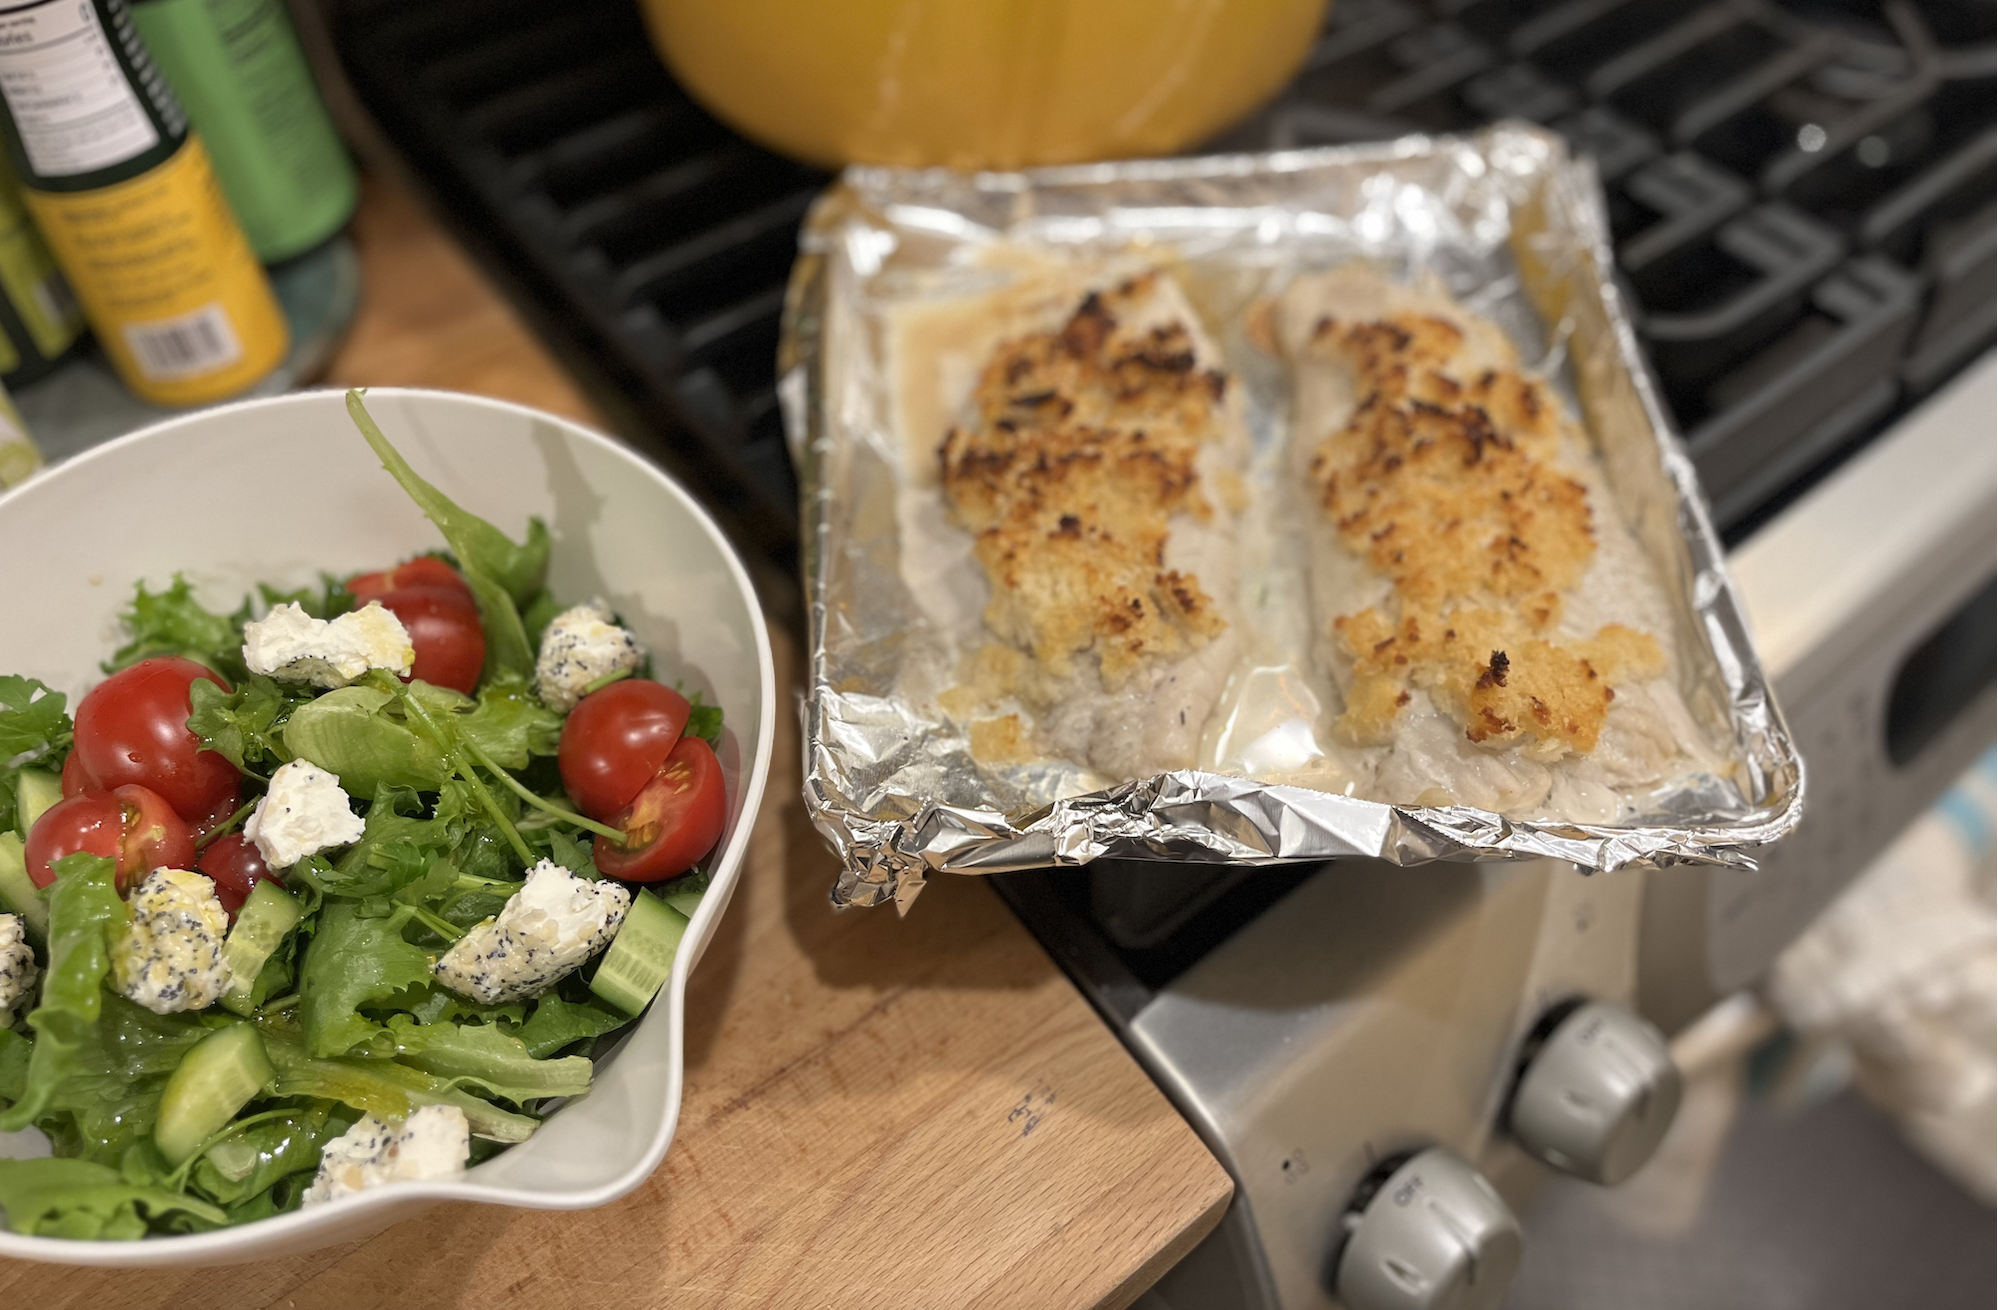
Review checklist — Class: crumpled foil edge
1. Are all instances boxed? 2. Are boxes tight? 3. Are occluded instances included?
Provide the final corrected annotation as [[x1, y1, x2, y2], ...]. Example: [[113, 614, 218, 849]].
[[781, 123, 1807, 911]]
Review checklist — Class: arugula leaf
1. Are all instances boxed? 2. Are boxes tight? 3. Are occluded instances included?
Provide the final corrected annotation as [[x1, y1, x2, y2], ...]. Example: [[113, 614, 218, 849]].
[[346, 391, 547, 680], [656, 863, 713, 920], [383, 1015, 592, 1102], [282, 685, 450, 795], [297, 899, 433, 1058], [430, 776, 525, 881], [262, 1032, 540, 1142], [539, 828, 599, 879], [0, 675, 71, 834], [516, 992, 632, 1060], [257, 576, 353, 622], [105, 576, 244, 679], [186, 674, 308, 776], [0, 854, 125, 1133], [0, 1157, 225, 1239], [520, 590, 561, 648], [439, 889, 510, 931], [321, 786, 453, 901], [684, 693, 724, 748]]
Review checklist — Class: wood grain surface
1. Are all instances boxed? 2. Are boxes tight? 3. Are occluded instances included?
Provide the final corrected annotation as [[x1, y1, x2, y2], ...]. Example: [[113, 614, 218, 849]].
[[323, 177, 605, 427], [0, 176, 1233, 1310]]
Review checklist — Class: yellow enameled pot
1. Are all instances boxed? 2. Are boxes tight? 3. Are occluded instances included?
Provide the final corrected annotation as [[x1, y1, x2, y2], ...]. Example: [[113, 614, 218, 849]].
[[642, 0, 1328, 170]]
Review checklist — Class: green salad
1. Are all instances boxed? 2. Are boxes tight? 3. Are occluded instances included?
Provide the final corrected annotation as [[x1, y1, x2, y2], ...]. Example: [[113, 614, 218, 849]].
[[0, 392, 729, 1239]]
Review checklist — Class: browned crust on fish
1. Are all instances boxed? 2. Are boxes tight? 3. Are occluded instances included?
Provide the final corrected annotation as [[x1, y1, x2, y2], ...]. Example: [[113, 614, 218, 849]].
[[941, 274, 1232, 688], [1303, 305, 1662, 753]]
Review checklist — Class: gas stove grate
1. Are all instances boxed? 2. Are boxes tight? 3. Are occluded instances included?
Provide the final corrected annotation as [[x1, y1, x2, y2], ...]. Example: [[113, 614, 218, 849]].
[[329, 0, 825, 565], [329, 0, 1991, 566], [1212, 0, 1995, 540]]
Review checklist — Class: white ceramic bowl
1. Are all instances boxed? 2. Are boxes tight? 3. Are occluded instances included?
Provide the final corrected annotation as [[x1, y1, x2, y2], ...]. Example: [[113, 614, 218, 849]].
[[0, 388, 776, 1266]]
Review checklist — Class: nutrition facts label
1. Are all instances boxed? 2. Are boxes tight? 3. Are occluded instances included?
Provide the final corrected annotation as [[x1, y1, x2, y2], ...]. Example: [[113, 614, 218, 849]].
[[0, 0, 159, 177]]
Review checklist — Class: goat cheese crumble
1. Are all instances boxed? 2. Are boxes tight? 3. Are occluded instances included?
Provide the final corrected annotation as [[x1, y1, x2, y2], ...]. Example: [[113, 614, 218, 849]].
[[432, 859, 631, 1005], [534, 597, 644, 712], [304, 1104, 471, 1205], [242, 600, 414, 688], [111, 869, 233, 1015], [0, 913, 36, 1015], [244, 760, 365, 869]]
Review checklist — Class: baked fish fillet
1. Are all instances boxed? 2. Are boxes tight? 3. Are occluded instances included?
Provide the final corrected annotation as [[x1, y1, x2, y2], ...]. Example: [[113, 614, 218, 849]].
[[931, 271, 1247, 780], [1272, 265, 1717, 819]]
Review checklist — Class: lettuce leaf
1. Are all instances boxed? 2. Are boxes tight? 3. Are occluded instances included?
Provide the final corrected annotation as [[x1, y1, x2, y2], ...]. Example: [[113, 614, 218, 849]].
[[31, 999, 210, 1166], [0, 1025, 28, 1101], [0, 1157, 225, 1239], [189, 1101, 357, 1207], [384, 1015, 591, 1102], [262, 1032, 539, 1142], [104, 575, 244, 680], [455, 675, 562, 770], [282, 685, 451, 795], [346, 391, 547, 680], [297, 899, 433, 1058], [516, 992, 632, 1060], [0, 854, 126, 1132], [0, 675, 71, 835]]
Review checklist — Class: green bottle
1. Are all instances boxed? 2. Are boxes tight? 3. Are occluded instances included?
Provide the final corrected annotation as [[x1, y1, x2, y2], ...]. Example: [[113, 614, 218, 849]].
[[131, 0, 358, 263], [0, 378, 42, 488], [0, 153, 83, 386]]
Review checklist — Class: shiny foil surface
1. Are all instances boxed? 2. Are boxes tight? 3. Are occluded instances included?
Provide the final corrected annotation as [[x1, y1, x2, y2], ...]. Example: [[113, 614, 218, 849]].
[[780, 123, 1805, 911]]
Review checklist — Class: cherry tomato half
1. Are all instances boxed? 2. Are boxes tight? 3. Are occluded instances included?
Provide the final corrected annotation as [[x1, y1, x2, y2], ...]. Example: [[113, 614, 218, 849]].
[[558, 679, 693, 820], [188, 783, 244, 845], [593, 736, 726, 882], [375, 584, 486, 696], [347, 556, 470, 604], [197, 833, 278, 920], [61, 748, 93, 797], [73, 657, 240, 823], [25, 784, 195, 891]]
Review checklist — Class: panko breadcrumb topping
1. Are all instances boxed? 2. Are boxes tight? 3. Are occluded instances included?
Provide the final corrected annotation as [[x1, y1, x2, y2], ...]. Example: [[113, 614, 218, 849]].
[[1305, 306, 1662, 754], [940, 275, 1233, 689]]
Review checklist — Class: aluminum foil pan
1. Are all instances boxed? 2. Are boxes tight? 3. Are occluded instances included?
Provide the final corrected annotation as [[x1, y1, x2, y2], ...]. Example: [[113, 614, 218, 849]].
[[781, 122, 1805, 911]]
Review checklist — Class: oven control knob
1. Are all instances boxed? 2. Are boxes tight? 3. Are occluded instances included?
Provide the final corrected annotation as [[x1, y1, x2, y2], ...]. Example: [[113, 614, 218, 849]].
[[1509, 999, 1681, 1186], [1333, 1146, 1522, 1310]]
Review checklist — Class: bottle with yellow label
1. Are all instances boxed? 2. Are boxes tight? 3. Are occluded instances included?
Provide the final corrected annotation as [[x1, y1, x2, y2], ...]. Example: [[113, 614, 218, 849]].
[[0, 0, 287, 407]]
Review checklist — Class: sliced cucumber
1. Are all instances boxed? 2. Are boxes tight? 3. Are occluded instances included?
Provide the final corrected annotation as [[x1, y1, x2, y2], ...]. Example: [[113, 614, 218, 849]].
[[155, 1024, 274, 1165], [661, 887, 704, 919], [0, 831, 45, 942], [589, 891, 688, 1016], [218, 881, 303, 1017], [14, 768, 60, 838]]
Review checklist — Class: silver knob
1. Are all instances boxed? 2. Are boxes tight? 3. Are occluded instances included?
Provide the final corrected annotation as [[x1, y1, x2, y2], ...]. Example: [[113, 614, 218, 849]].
[[1508, 999, 1682, 1185], [1334, 1147, 1522, 1310]]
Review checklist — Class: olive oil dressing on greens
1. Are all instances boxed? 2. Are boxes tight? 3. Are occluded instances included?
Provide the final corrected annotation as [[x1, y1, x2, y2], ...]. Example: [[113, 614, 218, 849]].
[[0, 392, 717, 1239]]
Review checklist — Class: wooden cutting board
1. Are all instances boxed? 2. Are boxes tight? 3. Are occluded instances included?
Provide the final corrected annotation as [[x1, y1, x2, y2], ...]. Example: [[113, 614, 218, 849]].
[[0, 177, 1233, 1310]]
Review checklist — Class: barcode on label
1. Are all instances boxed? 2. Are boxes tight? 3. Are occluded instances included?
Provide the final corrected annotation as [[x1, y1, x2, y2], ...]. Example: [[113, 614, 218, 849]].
[[122, 304, 244, 381]]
